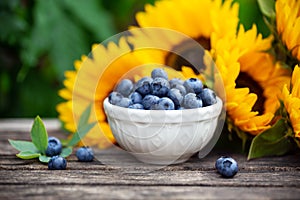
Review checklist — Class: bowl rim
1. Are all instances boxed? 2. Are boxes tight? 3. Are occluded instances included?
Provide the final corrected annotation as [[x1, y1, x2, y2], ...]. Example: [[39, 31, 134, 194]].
[[103, 96, 223, 123]]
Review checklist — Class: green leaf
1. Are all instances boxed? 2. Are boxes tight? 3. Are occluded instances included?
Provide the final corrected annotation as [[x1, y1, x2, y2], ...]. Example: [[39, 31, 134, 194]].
[[257, 0, 275, 19], [60, 147, 72, 158], [8, 139, 38, 153], [68, 122, 96, 147], [248, 119, 294, 160], [78, 104, 92, 128], [16, 151, 41, 159], [31, 116, 48, 154], [39, 155, 51, 163]]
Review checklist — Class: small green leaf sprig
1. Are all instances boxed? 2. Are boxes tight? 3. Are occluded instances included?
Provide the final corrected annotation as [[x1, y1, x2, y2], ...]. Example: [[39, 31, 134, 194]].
[[8, 104, 95, 163]]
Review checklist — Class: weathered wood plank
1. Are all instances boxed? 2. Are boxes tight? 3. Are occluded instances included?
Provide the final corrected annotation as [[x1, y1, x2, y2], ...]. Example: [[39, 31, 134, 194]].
[[1, 185, 300, 200], [0, 167, 299, 187]]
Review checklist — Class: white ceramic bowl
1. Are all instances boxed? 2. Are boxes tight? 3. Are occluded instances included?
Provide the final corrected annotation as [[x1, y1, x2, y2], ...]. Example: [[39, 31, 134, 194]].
[[103, 97, 223, 165]]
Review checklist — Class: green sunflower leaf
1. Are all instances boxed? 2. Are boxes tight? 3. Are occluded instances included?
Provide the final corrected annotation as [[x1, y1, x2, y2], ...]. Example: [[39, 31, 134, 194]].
[[60, 147, 73, 158], [8, 139, 38, 153], [257, 0, 276, 19], [248, 119, 295, 160], [16, 151, 41, 159], [31, 116, 48, 154], [39, 155, 51, 163]]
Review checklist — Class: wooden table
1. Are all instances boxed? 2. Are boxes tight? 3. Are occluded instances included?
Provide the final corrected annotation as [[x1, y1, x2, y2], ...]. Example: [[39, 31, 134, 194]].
[[0, 119, 300, 199]]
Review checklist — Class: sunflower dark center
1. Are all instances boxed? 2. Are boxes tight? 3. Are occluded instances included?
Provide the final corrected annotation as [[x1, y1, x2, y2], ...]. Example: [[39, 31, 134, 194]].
[[236, 72, 266, 114], [165, 37, 211, 74]]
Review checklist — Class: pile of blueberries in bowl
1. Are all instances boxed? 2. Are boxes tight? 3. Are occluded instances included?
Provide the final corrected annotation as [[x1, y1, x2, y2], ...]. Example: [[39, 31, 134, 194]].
[[108, 68, 217, 110]]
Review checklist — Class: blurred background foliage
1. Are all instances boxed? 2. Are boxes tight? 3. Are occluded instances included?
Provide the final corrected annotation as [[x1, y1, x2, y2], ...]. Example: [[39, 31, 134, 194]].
[[0, 0, 269, 118]]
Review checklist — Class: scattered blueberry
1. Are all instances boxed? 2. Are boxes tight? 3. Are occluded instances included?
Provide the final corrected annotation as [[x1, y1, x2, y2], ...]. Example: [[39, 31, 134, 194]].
[[135, 77, 153, 96], [151, 77, 170, 97], [151, 68, 168, 80], [168, 88, 183, 108], [76, 147, 94, 162], [151, 97, 175, 110], [199, 88, 217, 106], [183, 78, 203, 94], [48, 156, 67, 170], [46, 137, 62, 157], [129, 92, 143, 104], [215, 156, 238, 178], [116, 79, 134, 97], [182, 93, 203, 109], [109, 92, 123, 105], [129, 103, 144, 109], [142, 95, 160, 110]]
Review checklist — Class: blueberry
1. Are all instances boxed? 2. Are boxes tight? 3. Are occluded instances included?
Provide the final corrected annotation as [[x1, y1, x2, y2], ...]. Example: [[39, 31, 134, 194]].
[[169, 78, 184, 88], [46, 137, 62, 157], [109, 92, 123, 105], [183, 93, 203, 109], [76, 147, 94, 162], [215, 156, 238, 178], [135, 77, 153, 96], [142, 95, 160, 110], [172, 84, 187, 96], [184, 78, 203, 94], [129, 103, 144, 109], [199, 88, 217, 106], [151, 68, 168, 80], [151, 77, 170, 97], [115, 97, 132, 108], [48, 156, 67, 170], [167, 88, 183, 108], [151, 97, 175, 110], [116, 79, 134, 97], [129, 92, 143, 104]]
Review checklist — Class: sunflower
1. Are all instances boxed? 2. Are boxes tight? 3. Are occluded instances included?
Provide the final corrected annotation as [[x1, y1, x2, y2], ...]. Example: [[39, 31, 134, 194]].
[[276, 0, 300, 63], [282, 65, 300, 138], [212, 25, 291, 135]]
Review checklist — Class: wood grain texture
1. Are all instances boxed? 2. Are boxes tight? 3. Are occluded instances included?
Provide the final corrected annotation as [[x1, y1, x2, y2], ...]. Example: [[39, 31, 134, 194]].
[[0, 119, 300, 199]]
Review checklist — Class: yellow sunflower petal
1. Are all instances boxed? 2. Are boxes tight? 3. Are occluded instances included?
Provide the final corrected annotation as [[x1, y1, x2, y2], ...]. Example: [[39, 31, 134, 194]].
[[282, 65, 300, 138], [276, 0, 300, 61]]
